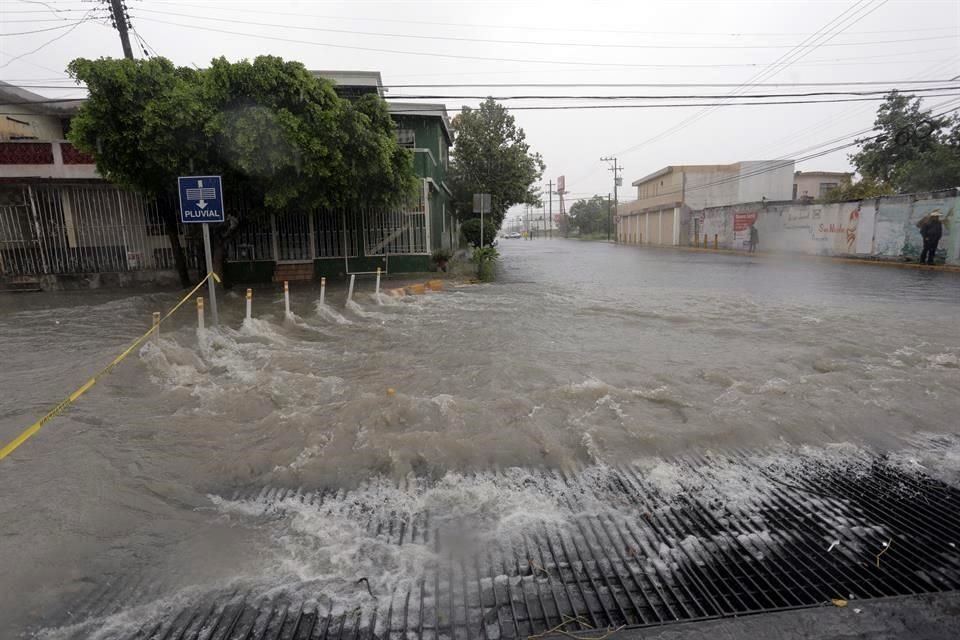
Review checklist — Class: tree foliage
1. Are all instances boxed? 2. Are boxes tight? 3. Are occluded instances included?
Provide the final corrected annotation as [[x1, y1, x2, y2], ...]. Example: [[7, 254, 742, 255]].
[[821, 176, 895, 203], [67, 55, 416, 284], [568, 195, 613, 236], [460, 217, 499, 248], [448, 98, 544, 230], [849, 91, 960, 194]]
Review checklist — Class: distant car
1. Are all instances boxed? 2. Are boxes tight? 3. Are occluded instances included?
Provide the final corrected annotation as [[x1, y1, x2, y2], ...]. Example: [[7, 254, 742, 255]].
[[507, 232, 522, 239]]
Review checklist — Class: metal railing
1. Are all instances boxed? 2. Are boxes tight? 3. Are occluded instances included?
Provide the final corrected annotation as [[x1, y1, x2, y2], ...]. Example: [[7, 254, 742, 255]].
[[0, 183, 188, 277], [1, 180, 432, 277]]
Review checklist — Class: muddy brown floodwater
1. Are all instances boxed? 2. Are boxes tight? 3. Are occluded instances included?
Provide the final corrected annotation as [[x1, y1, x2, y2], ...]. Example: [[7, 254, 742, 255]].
[[1, 240, 958, 637]]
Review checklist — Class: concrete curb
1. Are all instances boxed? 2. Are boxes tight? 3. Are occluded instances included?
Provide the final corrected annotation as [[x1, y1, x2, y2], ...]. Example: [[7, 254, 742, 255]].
[[625, 243, 960, 274]]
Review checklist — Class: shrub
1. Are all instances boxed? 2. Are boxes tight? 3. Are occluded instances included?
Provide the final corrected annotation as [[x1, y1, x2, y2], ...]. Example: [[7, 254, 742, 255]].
[[461, 218, 499, 248], [471, 246, 500, 281]]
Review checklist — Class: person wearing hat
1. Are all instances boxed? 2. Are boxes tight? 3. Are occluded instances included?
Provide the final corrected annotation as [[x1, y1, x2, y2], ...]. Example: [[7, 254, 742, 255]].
[[916, 209, 944, 265]]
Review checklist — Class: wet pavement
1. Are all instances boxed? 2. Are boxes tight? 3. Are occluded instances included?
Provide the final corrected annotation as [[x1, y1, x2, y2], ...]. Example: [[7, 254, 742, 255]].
[[0, 239, 958, 638]]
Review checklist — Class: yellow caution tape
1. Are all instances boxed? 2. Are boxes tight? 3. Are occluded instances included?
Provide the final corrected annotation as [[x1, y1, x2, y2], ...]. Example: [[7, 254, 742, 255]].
[[0, 272, 221, 461]]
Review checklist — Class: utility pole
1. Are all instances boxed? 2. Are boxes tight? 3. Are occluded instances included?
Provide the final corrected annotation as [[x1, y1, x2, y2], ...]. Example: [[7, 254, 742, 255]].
[[547, 180, 554, 239], [607, 193, 612, 242], [108, 0, 134, 60], [600, 156, 623, 243]]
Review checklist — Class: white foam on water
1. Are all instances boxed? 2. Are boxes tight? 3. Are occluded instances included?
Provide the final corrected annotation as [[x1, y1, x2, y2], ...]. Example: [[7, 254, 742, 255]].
[[283, 311, 332, 336], [346, 300, 393, 322], [314, 300, 352, 325], [139, 338, 209, 387]]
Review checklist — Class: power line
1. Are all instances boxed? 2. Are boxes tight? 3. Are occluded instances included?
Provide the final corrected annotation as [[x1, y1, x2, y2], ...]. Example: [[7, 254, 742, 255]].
[[610, 0, 891, 158], [135, 14, 940, 72], [384, 87, 960, 100], [615, 102, 960, 205], [128, 6, 957, 50], [138, 0, 960, 38], [0, 21, 90, 36], [13, 78, 960, 90], [0, 17, 94, 70], [8, 92, 960, 110], [562, 0, 890, 187]]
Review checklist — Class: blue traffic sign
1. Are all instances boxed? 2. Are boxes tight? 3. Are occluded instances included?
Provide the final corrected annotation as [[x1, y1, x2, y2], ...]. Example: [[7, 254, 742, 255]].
[[178, 175, 224, 224]]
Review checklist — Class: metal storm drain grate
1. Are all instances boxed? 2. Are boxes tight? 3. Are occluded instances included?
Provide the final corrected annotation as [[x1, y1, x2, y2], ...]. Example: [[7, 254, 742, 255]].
[[57, 447, 960, 639]]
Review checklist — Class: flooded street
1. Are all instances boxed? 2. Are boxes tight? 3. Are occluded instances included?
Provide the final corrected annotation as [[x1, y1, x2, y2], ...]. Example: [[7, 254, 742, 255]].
[[1, 240, 959, 638]]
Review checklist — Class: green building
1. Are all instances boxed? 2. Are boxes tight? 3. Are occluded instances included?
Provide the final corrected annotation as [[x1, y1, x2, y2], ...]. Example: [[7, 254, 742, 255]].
[[225, 71, 458, 283]]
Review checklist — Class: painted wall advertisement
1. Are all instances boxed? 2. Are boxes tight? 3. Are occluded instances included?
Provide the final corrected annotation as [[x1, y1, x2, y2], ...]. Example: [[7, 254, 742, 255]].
[[733, 212, 757, 248], [812, 203, 877, 254]]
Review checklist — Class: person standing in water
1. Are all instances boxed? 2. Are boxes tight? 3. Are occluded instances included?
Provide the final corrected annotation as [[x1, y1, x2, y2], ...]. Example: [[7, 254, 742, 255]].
[[749, 223, 759, 253]]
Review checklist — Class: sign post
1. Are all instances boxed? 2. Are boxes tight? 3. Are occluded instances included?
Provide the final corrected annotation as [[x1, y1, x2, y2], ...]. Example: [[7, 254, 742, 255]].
[[178, 175, 224, 325], [473, 193, 492, 247]]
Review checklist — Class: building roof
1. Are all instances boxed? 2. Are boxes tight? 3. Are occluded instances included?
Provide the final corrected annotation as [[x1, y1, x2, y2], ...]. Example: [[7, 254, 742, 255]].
[[387, 102, 454, 145], [794, 170, 854, 178], [0, 81, 83, 116], [631, 161, 794, 186], [311, 70, 384, 96]]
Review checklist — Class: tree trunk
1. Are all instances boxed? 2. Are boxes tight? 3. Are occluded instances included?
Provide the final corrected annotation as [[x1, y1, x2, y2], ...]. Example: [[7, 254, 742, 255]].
[[162, 207, 191, 287]]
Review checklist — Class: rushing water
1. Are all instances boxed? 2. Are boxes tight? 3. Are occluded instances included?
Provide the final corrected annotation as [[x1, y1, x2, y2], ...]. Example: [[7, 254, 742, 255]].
[[1, 240, 958, 637]]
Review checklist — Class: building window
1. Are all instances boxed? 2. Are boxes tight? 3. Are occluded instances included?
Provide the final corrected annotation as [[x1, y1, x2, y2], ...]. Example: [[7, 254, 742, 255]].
[[818, 182, 839, 198], [792, 184, 798, 200], [395, 128, 415, 148]]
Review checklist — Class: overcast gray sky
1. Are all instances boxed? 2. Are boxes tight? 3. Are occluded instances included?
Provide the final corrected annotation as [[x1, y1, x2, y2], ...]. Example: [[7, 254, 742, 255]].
[[2, 0, 958, 208]]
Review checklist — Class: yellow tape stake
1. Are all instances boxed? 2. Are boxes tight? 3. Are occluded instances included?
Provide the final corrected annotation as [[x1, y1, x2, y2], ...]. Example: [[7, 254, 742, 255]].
[[0, 272, 221, 461]]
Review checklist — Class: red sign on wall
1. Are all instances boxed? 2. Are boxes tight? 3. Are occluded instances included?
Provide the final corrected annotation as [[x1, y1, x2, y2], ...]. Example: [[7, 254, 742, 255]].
[[734, 212, 758, 232]]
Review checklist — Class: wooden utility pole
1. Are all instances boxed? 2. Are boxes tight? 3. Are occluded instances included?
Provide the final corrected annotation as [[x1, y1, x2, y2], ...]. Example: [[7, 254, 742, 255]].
[[108, 0, 134, 60]]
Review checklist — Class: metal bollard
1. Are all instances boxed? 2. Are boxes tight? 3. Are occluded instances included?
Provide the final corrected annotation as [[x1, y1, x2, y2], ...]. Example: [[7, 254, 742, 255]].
[[704, 233, 708, 247], [346, 273, 355, 305], [375, 267, 381, 298], [283, 280, 290, 316], [714, 234, 719, 250], [152, 311, 161, 341], [245, 288, 252, 321], [320, 277, 326, 306], [197, 297, 205, 330]]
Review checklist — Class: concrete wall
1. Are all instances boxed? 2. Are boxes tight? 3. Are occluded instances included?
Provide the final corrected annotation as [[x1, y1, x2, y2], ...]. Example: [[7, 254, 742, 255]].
[[633, 170, 683, 210], [690, 190, 960, 264], [0, 107, 65, 141], [682, 167, 739, 209], [736, 161, 795, 203]]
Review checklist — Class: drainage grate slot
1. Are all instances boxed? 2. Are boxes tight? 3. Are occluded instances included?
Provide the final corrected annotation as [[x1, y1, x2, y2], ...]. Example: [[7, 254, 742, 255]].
[[53, 449, 960, 640]]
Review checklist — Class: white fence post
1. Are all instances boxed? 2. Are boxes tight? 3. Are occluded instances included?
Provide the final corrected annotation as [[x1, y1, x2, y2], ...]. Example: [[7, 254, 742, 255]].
[[284, 280, 291, 316], [346, 273, 355, 306], [375, 267, 381, 300], [320, 277, 326, 305], [246, 288, 252, 321], [197, 297, 205, 330]]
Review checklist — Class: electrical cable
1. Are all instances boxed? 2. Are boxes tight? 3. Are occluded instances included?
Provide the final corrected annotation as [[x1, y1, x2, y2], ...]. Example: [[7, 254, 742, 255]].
[[7, 92, 960, 110], [0, 16, 93, 70], [0, 21, 89, 36], [138, 0, 960, 38], [132, 14, 934, 72], [128, 6, 957, 50]]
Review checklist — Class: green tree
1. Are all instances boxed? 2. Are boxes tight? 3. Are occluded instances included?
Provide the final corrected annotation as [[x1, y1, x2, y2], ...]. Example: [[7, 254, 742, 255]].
[[448, 98, 544, 231], [68, 55, 415, 286], [821, 176, 894, 203], [850, 91, 960, 194], [460, 217, 498, 248], [568, 196, 613, 236]]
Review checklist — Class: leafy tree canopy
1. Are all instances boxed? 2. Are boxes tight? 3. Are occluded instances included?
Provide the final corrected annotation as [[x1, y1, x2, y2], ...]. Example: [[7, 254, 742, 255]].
[[568, 195, 613, 236], [821, 176, 894, 203], [448, 98, 544, 229], [850, 91, 960, 194], [68, 55, 416, 214], [461, 217, 499, 248]]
